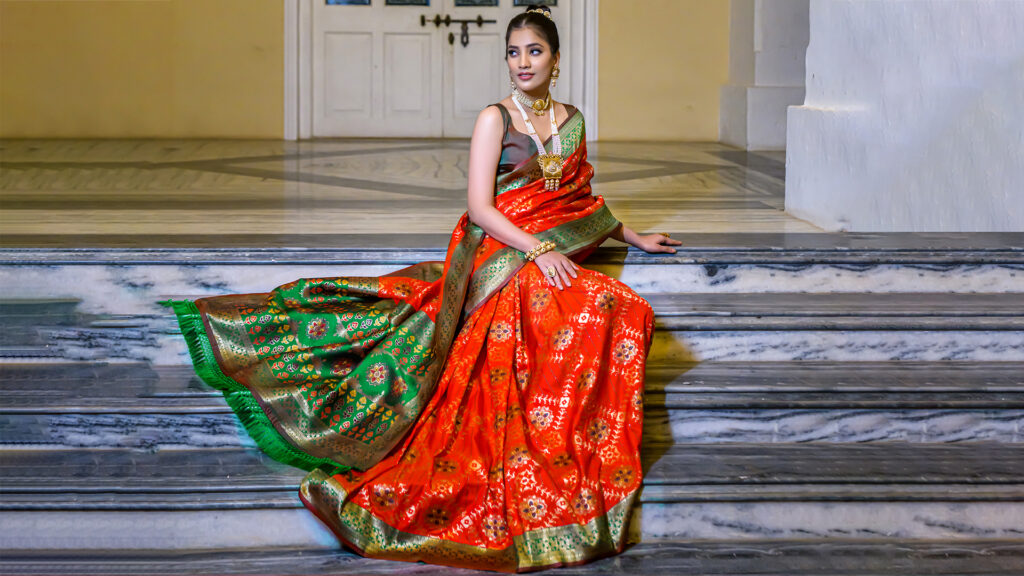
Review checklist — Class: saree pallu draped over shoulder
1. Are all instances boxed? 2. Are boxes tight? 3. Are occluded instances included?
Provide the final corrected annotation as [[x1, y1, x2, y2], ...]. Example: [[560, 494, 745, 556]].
[[164, 108, 654, 572]]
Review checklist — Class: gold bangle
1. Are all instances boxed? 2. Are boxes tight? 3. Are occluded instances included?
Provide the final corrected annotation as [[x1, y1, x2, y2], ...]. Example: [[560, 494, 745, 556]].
[[525, 241, 556, 262]]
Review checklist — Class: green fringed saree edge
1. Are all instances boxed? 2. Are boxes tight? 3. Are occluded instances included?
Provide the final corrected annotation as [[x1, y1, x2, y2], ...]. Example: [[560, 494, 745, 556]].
[[160, 300, 348, 474]]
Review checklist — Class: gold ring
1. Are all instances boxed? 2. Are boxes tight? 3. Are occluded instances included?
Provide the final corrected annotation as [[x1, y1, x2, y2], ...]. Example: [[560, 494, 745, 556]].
[[661, 232, 671, 238], [546, 267, 557, 277]]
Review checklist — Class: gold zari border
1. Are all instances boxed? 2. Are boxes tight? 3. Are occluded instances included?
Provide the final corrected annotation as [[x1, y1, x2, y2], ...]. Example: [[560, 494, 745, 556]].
[[300, 468, 637, 573], [463, 204, 620, 317]]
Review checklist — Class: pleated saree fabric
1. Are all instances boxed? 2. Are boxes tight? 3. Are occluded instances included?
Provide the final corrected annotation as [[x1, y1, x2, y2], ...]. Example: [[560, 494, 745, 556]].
[[166, 104, 654, 572]]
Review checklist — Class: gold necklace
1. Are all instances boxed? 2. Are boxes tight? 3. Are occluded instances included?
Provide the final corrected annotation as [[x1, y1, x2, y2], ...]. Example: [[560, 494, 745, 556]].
[[512, 86, 550, 116], [511, 96, 562, 191]]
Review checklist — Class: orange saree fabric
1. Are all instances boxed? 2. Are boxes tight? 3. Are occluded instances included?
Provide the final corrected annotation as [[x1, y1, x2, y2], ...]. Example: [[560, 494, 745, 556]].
[[300, 111, 655, 571]]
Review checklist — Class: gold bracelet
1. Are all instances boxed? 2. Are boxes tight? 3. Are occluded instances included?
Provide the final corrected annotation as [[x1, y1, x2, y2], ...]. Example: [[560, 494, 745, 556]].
[[525, 241, 556, 262], [525, 243, 542, 262]]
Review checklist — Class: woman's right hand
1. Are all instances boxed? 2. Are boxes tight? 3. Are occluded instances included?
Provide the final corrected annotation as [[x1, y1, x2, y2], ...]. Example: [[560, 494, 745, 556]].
[[533, 251, 579, 290]]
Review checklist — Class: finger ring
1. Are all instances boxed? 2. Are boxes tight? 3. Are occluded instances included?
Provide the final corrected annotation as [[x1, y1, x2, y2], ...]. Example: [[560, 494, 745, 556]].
[[660, 232, 671, 238], [546, 267, 557, 277]]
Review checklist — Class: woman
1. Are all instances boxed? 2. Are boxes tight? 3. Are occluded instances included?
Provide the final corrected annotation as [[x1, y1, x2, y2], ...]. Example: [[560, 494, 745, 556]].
[[165, 5, 680, 572]]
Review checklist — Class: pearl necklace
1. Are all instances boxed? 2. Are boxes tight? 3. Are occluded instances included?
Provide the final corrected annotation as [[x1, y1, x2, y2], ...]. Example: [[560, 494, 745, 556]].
[[511, 95, 562, 191], [512, 86, 550, 116]]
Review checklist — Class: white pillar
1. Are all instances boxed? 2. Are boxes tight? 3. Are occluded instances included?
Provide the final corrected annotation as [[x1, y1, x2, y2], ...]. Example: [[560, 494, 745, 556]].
[[720, 0, 809, 151], [786, 0, 1024, 232]]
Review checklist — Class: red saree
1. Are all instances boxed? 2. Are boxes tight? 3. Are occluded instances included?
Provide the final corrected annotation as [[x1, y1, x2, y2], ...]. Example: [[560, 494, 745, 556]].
[[165, 106, 654, 572]]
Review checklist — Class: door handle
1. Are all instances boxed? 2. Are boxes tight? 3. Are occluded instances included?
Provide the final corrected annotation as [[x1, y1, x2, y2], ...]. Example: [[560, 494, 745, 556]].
[[421, 14, 451, 28], [449, 32, 455, 45]]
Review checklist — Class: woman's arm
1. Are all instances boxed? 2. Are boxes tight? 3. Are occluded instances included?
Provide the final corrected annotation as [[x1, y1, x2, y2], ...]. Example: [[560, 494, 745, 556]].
[[465, 106, 540, 253], [465, 106, 579, 289], [609, 223, 682, 254]]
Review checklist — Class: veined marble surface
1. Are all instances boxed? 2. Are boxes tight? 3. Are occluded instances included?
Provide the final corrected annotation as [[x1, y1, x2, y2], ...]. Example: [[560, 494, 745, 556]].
[[3, 501, 1024, 551], [4, 408, 1021, 449], [650, 408, 1024, 444], [630, 502, 1024, 541], [2, 315, 1022, 364], [0, 510, 339, 551], [1, 262, 1022, 322], [649, 330, 1024, 363]]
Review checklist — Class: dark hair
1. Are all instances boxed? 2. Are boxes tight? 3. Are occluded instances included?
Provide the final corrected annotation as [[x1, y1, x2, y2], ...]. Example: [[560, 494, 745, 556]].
[[505, 4, 559, 55]]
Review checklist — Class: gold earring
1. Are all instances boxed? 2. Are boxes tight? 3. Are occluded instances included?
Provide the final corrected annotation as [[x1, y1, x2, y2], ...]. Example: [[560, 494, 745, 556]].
[[551, 65, 560, 88]]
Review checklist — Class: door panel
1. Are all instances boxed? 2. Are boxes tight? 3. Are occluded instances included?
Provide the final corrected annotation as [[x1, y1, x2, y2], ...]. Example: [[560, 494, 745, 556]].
[[313, 1, 440, 137], [384, 33, 432, 114], [325, 32, 373, 114]]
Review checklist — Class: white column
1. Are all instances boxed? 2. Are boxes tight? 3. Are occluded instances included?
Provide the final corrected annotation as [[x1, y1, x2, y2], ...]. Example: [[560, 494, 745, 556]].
[[786, 0, 1024, 232], [720, 0, 809, 151]]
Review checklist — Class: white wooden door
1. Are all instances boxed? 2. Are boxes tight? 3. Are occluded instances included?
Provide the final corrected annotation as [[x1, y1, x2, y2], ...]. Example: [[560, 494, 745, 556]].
[[311, 0, 573, 138]]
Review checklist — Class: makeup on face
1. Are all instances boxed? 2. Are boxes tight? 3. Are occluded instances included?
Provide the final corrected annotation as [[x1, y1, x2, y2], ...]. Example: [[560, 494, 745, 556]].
[[506, 30, 557, 98]]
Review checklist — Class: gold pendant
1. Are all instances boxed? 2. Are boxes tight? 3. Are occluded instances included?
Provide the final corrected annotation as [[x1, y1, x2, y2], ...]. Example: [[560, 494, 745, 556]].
[[537, 154, 562, 190], [531, 96, 548, 116]]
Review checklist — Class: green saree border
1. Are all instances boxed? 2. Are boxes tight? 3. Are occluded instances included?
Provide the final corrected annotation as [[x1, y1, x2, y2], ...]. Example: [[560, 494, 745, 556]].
[[462, 204, 620, 317], [300, 467, 637, 573], [160, 299, 348, 473]]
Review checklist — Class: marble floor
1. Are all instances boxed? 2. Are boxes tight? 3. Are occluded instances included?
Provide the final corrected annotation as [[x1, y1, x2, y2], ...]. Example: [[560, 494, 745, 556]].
[[0, 139, 819, 248]]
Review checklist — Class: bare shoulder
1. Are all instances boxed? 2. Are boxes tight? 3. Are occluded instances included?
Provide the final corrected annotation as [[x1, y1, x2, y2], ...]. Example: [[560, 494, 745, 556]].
[[476, 103, 504, 125], [471, 105, 504, 148]]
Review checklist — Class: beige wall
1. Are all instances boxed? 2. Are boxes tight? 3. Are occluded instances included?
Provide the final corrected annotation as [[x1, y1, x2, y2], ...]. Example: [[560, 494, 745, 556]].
[[0, 0, 283, 138], [598, 0, 730, 141]]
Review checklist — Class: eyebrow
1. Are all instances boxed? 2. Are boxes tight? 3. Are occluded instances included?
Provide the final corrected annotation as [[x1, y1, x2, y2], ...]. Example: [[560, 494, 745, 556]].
[[507, 43, 544, 49]]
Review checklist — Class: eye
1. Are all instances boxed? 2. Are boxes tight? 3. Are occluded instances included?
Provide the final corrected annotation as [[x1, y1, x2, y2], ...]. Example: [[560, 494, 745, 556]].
[[531, 49, 542, 56], [507, 49, 518, 57]]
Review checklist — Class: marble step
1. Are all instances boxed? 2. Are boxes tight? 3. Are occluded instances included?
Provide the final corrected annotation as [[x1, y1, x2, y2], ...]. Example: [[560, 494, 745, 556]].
[[8, 328, 1022, 364], [4, 541, 1024, 576], [12, 478, 1019, 511], [3, 444, 1024, 494], [8, 231, 1024, 264], [3, 445, 1024, 548], [3, 293, 1024, 363], [4, 405, 1024, 448], [2, 240, 1023, 322], [3, 362, 1024, 412], [6, 502, 1024, 550]]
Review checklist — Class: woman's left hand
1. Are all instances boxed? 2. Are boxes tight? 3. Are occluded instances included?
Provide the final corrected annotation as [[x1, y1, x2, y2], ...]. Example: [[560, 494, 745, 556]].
[[633, 233, 683, 254]]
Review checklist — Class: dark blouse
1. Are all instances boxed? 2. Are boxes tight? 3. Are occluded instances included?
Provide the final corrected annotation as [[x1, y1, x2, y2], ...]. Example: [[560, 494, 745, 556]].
[[492, 103, 579, 176]]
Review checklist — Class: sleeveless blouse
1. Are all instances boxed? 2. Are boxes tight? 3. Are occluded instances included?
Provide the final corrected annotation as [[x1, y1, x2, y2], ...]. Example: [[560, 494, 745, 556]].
[[492, 103, 579, 177]]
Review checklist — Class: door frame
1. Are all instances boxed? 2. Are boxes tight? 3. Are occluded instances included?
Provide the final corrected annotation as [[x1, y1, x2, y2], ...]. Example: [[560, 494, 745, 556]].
[[284, 0, 599, 141]]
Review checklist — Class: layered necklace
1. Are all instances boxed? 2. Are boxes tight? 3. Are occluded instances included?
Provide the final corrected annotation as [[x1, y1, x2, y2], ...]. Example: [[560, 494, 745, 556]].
[[512, 85, 551, 117], [511, 88, 562, 191]]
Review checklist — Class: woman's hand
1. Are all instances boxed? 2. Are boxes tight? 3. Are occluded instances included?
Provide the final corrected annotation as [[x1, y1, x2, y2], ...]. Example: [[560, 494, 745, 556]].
[[533, 251, 579, 290], [632, 233, 682, 254]]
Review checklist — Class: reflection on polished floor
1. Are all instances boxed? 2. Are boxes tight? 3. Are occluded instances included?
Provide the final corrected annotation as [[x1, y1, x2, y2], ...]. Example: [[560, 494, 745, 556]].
[[0, 139, 819, 247]]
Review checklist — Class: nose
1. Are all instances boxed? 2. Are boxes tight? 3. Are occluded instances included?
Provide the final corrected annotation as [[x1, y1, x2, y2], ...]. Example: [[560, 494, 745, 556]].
[[517, 53, 530, 69]]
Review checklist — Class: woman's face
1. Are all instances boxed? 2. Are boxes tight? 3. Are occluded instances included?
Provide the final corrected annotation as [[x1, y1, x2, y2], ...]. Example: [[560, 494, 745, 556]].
[[506, 26, 558, 96]]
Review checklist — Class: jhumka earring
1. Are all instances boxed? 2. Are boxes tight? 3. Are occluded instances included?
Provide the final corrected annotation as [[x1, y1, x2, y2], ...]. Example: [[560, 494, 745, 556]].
[[551, 65, 560, 88]]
